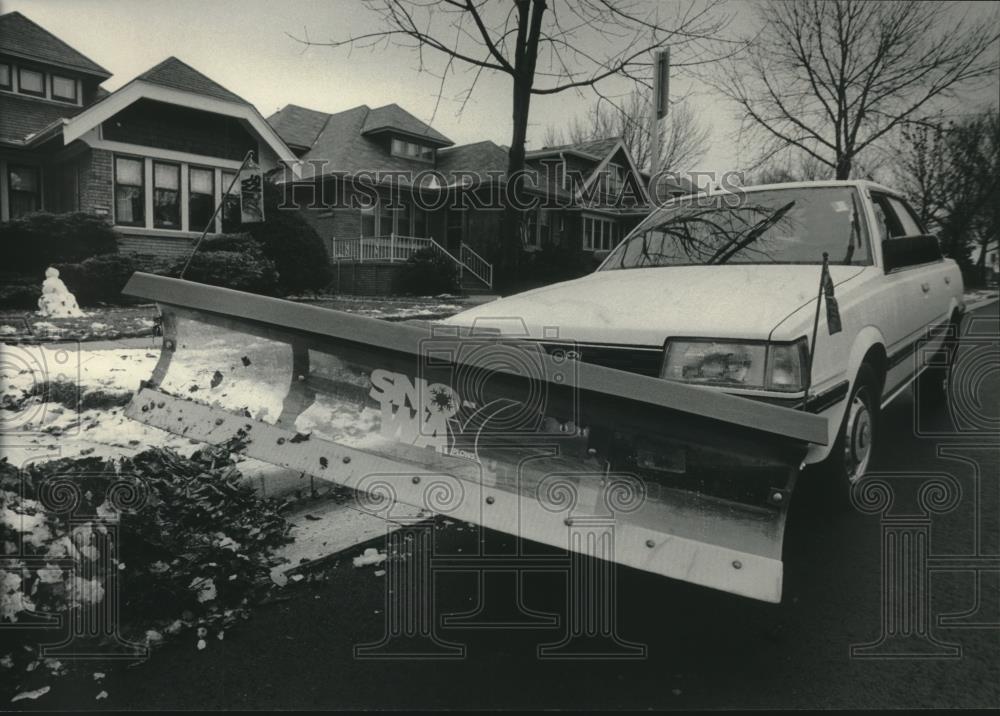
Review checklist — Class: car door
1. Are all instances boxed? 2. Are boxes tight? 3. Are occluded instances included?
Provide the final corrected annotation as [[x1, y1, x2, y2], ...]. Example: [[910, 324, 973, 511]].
[[870, 192, 946, 397]]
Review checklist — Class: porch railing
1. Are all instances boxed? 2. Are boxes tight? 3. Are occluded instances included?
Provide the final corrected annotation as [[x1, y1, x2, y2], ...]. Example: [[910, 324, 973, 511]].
[[329, 234, 493, 290], [329, 234, 433, 263], [460, 243, 493, 289]]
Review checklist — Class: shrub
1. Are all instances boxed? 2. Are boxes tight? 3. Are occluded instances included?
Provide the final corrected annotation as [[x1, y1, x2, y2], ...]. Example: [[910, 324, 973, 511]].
[[0, 282, 42, 310], [199, 232, 262, 255], [55, 254, 137, 306], [0, 213, 119, 274], [229, 182, 332, 294], [393, 247, 460, 295], [174, 250, 279, 296]]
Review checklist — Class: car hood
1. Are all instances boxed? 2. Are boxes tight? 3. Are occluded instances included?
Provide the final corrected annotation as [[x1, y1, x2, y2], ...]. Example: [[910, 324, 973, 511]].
[[445, 264, 868, 345]]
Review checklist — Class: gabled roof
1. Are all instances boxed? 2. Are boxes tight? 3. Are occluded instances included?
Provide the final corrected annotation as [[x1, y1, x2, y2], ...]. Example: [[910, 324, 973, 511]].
[[0, 92, 84, 146], [361, 103, 453, 146], [136, 56, 248, 105], [0, 11, 110, 78], [268, 103, 453, 177], [54, 59, 297, 169]]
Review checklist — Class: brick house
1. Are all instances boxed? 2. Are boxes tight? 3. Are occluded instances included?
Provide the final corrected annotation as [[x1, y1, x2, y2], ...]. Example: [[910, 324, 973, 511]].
[[0, 11, 296, 263], [268, 101, 658, 293]]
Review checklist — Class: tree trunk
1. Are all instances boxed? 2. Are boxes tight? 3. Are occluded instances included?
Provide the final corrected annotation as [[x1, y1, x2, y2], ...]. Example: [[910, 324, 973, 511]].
[[498, 0, 546, 289], [835, 153, 852, 180]]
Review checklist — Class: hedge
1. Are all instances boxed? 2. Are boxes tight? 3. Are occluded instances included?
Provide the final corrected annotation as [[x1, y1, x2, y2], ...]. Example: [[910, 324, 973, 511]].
[[1, 213, 119, 274]]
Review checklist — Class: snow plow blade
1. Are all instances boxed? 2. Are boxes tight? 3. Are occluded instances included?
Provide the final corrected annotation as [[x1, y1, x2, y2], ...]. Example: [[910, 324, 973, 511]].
[[122, 273, 828, 602]]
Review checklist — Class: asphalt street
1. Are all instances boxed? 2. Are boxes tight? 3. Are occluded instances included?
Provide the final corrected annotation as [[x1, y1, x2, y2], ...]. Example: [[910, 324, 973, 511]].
[[32, 302, 1000, 710]]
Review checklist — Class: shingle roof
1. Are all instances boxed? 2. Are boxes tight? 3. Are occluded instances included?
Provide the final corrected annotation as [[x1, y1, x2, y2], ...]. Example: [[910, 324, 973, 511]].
[[0, 11, 110, 78], [268, 103, 454, 178], [267, 104, 332, 149], [136, 56, 248, 105], [361, 103, 453, 146], [0, 92, 83, 145], [437, 141, 509, 181]]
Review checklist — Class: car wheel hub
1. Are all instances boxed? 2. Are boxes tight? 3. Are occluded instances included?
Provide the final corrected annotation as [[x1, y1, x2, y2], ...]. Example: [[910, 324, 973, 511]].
[[844, 391, 873, 484]]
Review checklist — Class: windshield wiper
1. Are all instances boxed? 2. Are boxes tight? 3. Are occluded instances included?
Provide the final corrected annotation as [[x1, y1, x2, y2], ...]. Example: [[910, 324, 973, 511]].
[[708, 201, 796, 265]]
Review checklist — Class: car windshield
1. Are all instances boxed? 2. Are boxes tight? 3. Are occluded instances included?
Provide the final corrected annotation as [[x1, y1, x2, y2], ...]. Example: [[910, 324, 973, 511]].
[[600, 186, 871, 270]]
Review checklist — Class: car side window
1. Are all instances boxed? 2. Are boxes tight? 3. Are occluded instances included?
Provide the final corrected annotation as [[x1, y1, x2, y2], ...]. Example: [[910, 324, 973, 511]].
[[886, 196, 924, 236], [873, 193, 942, 272], [870, 194, 905, 239]]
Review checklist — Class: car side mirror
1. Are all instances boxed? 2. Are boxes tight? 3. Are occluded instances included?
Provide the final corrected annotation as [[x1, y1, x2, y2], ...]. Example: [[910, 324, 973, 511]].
[[882, 234, 943, 272]]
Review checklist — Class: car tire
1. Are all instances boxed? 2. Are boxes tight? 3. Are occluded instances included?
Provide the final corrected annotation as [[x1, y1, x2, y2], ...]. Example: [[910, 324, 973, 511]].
[[818, 363, 881, 509], [916, 316, 961, 407]]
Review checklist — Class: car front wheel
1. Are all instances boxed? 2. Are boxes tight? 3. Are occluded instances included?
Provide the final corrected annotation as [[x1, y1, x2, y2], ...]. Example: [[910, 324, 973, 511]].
[[818, 363, 880, 507]]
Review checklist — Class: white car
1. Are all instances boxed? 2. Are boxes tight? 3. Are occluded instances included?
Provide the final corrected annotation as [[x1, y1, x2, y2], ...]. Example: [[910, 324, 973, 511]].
[[446, 180, 965, 496]]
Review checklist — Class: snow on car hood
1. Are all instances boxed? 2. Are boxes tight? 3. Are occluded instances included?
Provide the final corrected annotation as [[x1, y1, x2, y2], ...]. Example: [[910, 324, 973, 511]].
[[446, 264, 868, 345]]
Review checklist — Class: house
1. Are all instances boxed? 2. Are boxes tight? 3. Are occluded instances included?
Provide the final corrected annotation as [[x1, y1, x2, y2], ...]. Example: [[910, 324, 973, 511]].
[[0, 11, 295, 263], [269, 102, 654, 293]]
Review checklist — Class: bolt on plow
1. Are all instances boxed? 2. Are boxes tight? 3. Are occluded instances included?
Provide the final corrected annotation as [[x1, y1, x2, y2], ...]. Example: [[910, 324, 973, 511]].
[[122, 273, 828, 603]]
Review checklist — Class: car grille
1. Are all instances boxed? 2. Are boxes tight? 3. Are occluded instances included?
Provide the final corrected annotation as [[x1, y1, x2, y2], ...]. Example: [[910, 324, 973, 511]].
[[540, 342, 664, 377]]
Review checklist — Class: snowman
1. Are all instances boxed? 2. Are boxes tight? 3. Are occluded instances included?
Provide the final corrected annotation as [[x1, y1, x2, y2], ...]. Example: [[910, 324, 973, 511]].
[[37, 267, 84, 318]]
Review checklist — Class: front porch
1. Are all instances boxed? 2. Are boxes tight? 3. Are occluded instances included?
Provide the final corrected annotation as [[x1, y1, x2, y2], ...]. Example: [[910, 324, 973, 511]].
[[327, 233, 494, 294]]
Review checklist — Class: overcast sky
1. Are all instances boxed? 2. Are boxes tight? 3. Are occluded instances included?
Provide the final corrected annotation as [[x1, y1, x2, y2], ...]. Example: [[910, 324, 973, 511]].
[[8, 0, 998, 177]]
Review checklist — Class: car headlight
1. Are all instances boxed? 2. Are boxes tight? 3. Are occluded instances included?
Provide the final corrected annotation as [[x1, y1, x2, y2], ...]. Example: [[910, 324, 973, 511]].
[[662, 338, 808, 392]]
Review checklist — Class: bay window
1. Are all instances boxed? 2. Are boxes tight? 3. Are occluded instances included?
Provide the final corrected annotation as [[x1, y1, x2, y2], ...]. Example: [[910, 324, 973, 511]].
[[152, 162, 180, 229], [0, 63, 11, 91], [188, 166, 215, 231], [114, 156, 145, 226], [583, 215, 618, 252], [8, 165, 41, 219]]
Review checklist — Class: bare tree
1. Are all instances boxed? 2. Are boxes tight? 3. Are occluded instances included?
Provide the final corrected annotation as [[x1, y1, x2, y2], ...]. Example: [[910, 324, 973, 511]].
[[294, 0, 734, 276], [545, 90, 711, 171], [889, 118, 947, 228], [716, 0, 999, 179], [891, 110, 999, 280]]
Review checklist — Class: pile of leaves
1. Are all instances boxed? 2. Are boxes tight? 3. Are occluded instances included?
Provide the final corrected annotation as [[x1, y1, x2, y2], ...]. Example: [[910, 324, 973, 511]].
[[0, 443, 292, 698]]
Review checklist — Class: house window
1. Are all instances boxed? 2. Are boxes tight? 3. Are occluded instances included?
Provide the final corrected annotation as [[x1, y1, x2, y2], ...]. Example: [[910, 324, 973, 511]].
[[18, 68, 45, 97], [8, 165, 41, 219], [539, 209, 551, 247], [523, 210, 540, 249], [114, 156, 145, 226], [390, 138, 434, 162], [152, 162, 181, 229], [0, 63, 11, 91], [360, 207, 376, 237], [221, 171, 241, 233], [605, 163, 625, 196], [189, 167, 215, 232], [51, 75, 77, 103], [582, 215, 618, 252]]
